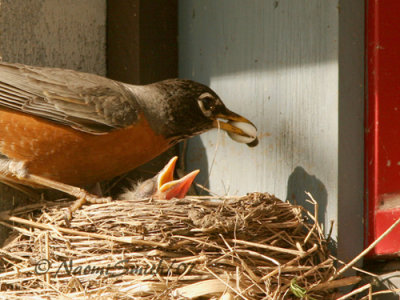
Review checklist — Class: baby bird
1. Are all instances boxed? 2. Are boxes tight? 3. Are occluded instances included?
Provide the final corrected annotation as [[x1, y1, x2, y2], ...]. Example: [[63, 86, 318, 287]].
[[120, 156, 199, 200]]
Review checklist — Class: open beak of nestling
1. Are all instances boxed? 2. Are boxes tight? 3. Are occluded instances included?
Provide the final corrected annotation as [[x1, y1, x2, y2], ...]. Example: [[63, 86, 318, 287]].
[[155, 156, 200, 200], [213, 108, 259, 147]]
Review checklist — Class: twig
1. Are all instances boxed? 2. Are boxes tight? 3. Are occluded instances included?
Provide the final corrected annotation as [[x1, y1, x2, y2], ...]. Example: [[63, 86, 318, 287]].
[[332, 216, 400, 280], [1, 215, 169, 247], [45, 232, 50, 284], [360, 288, 400, 299], [205, 267, 249, 300], [330, 256, 378, 277], [230, 239, 304, 256], [261, 244, 318, 281], [337, 283, 372, 300], [310, 276, 361, 291]]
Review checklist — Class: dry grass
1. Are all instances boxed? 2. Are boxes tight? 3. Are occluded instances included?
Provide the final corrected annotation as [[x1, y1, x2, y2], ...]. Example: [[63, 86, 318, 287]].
[[0, 193, 359, 299]]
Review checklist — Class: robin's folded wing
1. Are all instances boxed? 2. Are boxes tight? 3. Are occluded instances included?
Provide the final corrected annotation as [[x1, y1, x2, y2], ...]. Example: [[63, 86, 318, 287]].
[[0, 62, 140, 134]]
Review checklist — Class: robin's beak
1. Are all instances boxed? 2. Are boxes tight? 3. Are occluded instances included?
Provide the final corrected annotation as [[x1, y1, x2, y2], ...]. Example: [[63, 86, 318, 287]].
[[213, 108, 258, 146], [156, 156, 200, 200]]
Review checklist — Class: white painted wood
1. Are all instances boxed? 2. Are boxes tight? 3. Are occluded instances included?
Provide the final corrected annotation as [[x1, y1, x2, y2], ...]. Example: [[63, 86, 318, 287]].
[[179, 1, 339, 238]]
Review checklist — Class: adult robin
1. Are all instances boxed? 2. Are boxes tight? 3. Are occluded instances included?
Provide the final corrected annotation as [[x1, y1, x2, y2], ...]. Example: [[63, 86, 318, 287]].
[[0, 62, 257, 207], [120, 156, 199, 200]]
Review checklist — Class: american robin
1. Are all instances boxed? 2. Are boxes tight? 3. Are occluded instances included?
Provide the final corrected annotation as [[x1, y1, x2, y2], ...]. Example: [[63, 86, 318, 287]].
[[120, 156, 199, 200], [0, 62, 257, 205]]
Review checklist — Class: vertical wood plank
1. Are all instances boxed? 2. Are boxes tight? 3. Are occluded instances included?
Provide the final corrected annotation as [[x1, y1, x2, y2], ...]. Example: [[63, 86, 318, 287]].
[[107, 0, 178, 192], [179, 0, 339, 238], [338, 0, 364, 264], [107, 0, 177, 84], [107, 0, 140, 83]]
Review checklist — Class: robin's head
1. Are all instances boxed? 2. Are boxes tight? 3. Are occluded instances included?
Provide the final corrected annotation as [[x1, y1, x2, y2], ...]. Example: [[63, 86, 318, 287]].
[[133, 79, 258, 147]]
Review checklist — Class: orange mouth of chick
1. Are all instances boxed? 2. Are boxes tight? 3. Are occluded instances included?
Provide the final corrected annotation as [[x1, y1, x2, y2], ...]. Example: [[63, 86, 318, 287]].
[[156, 156, 200, 199]]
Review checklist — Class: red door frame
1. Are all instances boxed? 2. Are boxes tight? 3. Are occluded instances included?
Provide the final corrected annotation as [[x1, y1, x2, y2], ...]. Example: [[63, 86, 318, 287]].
[[366, 0, 400, 256]]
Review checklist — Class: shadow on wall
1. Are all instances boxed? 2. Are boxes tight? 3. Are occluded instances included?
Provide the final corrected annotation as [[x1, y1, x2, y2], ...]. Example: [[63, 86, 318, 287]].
[[286, 166, 328, 230], [286, 166, 337, 254], [182, 137, 210, 195]]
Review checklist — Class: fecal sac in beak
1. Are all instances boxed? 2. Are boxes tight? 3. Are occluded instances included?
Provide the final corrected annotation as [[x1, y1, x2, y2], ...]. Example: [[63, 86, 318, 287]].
[[213, 108, 259, 147]]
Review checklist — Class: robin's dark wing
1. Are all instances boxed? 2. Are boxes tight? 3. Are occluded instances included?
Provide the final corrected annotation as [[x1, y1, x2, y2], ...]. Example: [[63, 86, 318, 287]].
[[0, 62, 140, 134]]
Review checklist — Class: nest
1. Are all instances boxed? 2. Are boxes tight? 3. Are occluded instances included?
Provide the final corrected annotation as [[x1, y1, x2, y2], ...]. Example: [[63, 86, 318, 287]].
[[0, 193, 343, 299]]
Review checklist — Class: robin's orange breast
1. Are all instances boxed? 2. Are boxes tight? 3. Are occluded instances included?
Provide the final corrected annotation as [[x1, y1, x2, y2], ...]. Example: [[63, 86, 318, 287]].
[[0, 109, 171, 186]]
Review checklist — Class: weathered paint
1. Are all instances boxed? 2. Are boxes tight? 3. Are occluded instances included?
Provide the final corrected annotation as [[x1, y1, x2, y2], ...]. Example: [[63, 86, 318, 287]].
[[0, 0, 106, 242], [0, 0, 106, 75], [179, 1, 339, 238]]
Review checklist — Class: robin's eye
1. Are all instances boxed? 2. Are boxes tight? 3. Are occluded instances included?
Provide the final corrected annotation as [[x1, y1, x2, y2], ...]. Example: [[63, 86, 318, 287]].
[[201, 97, 213, 110], [198, 93, 216, 117]]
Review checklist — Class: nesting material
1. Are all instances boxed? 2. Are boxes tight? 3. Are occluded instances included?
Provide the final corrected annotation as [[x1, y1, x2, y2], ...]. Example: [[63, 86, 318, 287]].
[[0, 193, 341, 299]]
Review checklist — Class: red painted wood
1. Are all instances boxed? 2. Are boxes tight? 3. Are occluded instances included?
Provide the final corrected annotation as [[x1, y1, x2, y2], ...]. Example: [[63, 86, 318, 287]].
[[366, 0, 400, 256]]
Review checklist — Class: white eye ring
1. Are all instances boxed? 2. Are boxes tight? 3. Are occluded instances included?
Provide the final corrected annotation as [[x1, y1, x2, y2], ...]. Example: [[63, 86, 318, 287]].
[[198, 92, 214, 100], [197, 99, 212, 117], [197, 92, 214, 117]]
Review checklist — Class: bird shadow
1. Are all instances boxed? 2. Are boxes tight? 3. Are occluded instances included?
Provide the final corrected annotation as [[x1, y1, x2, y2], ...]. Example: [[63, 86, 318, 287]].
[[286, 166, 328, 224], [285, 166, 336, 254]]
